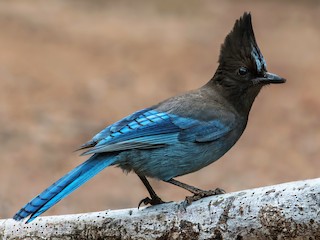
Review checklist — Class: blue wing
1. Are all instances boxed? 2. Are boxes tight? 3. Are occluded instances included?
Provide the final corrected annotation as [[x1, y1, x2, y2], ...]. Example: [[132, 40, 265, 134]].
[[78, 108, 152, 150], [80, 108, 234, 155], [174, 118, 234, 142]]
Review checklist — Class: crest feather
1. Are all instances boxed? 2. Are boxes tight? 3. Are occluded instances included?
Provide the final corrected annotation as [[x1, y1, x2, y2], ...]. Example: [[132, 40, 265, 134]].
[[219, 12, 266, 72]]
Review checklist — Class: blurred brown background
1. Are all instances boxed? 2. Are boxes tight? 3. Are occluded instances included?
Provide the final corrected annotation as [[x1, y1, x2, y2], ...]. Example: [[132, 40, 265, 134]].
[[0, 0, 319, 219]]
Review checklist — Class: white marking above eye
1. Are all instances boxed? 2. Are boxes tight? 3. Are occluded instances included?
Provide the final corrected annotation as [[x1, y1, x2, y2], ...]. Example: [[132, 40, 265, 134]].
[[251, 44, 267, 72]]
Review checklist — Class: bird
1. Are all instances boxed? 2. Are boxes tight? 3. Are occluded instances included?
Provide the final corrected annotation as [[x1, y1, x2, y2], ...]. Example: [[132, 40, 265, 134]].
[[13, 12, 285, 223]]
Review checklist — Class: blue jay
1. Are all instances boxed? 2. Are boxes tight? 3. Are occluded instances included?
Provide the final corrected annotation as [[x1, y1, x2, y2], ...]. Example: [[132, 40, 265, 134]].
[[13, 12, 285, 223]]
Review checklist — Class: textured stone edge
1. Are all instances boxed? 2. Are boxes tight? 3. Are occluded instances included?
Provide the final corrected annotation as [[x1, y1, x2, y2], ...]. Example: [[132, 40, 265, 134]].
[[1, 178, 319, 239]]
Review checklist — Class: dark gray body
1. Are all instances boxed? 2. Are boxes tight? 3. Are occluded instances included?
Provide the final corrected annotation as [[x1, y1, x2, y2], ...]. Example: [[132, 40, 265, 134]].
[[116, 86, 248, 180]]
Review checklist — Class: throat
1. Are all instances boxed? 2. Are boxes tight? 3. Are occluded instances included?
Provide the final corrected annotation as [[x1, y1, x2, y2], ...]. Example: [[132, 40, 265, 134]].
[[230, 85, 262, 115], [213, 82, 263, 116], [205, 78, 263, 116]]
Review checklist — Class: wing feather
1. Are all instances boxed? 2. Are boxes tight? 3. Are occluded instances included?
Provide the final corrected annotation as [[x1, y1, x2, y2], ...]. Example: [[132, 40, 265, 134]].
[[79, 108, 235, 155]]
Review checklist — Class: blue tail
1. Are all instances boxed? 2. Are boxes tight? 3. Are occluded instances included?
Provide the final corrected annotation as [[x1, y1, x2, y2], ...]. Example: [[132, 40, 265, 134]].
[[13, 154, 116, 223]]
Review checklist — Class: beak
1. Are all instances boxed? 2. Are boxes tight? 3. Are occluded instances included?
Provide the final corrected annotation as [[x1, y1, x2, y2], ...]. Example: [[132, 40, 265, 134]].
[[254, 72, 286, 84]]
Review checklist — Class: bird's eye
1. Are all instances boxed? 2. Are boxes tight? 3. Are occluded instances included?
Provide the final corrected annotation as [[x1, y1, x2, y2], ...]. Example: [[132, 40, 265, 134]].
[[238, 67, 248, 76]]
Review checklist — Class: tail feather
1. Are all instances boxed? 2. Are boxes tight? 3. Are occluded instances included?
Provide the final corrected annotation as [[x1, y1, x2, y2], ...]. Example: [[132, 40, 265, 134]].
[[13, 154, 116, 223]]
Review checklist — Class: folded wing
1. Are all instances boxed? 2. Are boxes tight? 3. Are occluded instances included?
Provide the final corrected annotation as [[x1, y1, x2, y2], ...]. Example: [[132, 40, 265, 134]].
[[79, 108, 235, 155]]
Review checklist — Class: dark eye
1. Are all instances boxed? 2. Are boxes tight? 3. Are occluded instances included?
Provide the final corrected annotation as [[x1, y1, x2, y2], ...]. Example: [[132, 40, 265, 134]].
[[238, 67, 248, 76]]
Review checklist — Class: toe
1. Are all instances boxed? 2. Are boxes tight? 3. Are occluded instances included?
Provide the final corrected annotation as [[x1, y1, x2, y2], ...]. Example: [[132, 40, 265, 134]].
[[138, 197, 152, 209], [138, 196, 165, 208]]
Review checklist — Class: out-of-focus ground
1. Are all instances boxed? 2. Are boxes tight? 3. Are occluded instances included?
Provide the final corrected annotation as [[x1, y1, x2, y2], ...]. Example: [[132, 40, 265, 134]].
[[0, 0, 319, 219]]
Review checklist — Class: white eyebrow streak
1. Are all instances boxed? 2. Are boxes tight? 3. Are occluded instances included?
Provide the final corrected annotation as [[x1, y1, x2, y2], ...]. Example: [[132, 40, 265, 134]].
[[251, 44, 267, 72]]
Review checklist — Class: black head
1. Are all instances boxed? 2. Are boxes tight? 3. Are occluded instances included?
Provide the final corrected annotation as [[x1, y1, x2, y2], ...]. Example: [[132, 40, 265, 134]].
[[210, 12, 285, 112]]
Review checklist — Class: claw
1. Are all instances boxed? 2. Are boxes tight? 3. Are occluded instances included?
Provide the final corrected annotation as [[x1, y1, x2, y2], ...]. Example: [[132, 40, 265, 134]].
[[138, 197, 151, 209], [213, 187, 226, 195], [138, 196, 165, 209], [184, 187, 226, 206]]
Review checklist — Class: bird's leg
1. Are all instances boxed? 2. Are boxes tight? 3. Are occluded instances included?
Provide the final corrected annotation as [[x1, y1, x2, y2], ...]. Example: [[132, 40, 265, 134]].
[[137, 175, 165, 208], [165, 178, 225, 205]]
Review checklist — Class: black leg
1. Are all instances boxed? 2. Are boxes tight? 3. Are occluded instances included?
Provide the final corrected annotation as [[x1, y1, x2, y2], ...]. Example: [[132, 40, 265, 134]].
[[137, 175, 165, 208], [165, 178, 225, 205]]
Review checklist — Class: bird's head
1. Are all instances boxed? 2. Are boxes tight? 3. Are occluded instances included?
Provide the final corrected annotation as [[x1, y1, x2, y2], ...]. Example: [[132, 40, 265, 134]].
[[211, 12, 285, 112]]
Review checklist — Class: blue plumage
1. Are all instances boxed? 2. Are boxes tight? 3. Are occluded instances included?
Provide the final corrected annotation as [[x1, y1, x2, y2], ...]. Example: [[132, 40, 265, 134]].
[[83, 110, 181, 154], [14, 108, 235, 223], [13, 12, 285, 223]]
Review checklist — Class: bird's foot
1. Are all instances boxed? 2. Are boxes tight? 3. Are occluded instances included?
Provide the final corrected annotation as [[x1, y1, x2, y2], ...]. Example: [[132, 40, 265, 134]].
[[138, 195, 165, 209], [184, 188, 226, 206]]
